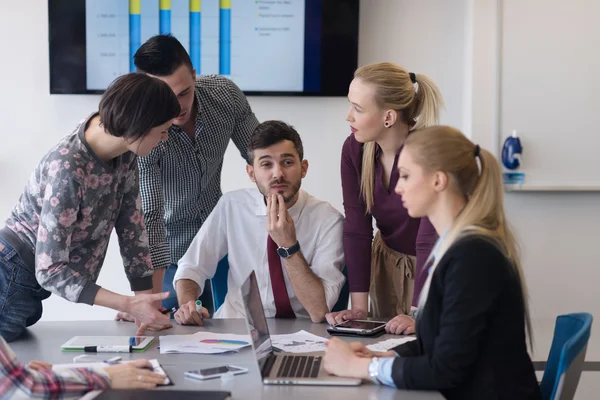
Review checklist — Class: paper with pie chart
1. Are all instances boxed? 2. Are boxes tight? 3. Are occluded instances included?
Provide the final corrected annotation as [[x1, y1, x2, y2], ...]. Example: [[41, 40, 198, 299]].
[[159, 332, 251, 354]]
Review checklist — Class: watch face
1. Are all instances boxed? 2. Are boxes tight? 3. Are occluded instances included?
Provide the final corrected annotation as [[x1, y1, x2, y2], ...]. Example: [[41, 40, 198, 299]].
[[277, 248, 289, 258]]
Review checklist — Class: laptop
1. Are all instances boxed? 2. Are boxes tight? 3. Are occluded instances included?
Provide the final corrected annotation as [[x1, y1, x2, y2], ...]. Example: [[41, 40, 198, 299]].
[[239, 271, 362, 386]]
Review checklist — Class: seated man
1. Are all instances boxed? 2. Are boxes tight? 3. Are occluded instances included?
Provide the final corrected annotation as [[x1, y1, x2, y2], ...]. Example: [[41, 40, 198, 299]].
[[173, 120, 345, 324]]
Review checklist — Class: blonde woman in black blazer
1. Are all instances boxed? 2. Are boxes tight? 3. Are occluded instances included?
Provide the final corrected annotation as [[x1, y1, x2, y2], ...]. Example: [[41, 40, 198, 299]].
[[323, 126, 540, 400]]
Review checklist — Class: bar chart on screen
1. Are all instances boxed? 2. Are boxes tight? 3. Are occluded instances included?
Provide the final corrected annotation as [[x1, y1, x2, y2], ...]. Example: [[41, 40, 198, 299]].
[[85, 0, 306, 91]]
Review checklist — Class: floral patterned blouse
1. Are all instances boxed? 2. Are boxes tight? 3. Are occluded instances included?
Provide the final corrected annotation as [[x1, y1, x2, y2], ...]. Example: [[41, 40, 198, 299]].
[[3, 113, 154, 304]]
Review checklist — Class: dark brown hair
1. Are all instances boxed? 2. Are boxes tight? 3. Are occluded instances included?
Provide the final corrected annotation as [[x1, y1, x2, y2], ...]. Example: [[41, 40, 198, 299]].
[[247, 120, 304, 164], [134, 34, 194, 76], [98, 72, 180, 141]]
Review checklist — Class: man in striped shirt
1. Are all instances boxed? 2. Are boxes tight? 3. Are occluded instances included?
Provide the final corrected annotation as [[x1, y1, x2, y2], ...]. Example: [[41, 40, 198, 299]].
[[134, 35, 259, 312]]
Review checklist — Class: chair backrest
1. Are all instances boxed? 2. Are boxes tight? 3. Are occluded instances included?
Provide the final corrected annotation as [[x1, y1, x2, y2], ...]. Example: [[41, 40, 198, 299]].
[[540, 313, 593, 400], [211, 255, 230, 312], [332, 266, 350, 312], [210, 256, 350, 314]]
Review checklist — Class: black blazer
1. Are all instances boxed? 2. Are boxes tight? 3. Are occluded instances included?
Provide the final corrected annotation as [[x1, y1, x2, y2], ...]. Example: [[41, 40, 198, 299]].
[[390, 236, 541, 400]]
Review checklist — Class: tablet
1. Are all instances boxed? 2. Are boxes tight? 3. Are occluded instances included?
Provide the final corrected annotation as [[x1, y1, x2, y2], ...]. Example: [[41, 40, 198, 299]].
[[61, 336, 155, 352], [327, 320, 387, 336]]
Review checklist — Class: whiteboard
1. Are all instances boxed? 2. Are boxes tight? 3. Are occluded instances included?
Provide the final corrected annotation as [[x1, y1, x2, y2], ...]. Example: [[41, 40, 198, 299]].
[[500, 0, 600, 187]]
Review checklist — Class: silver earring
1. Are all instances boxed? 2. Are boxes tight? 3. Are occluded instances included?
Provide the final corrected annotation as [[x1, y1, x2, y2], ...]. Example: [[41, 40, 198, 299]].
[[384, 122, 390, 128]]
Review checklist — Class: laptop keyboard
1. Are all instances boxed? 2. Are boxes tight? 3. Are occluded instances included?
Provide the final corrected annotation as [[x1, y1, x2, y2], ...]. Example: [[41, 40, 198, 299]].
[[276, 355, 321, 378]]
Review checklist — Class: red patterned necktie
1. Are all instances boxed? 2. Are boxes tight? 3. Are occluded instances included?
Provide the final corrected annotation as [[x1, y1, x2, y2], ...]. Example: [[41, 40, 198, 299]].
[[267, 236, 296, 318]]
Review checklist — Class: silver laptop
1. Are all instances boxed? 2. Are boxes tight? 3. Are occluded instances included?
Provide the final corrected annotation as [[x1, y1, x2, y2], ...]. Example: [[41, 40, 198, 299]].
[[239, 271, 362, 386]]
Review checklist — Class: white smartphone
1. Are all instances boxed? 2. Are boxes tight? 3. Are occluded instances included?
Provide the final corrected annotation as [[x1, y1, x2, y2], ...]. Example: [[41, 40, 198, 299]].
[[184, 365, 249, 380]]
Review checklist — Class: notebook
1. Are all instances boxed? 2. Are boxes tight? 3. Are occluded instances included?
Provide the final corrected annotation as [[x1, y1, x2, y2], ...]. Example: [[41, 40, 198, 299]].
[[60, 336, 155, 352]]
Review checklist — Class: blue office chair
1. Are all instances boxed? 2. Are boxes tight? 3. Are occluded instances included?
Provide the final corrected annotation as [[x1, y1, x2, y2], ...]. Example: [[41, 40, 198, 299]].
[[211, 255, 230, 311], [540, 312, 593, 400], [197, 280, 215, 316], [210, 255, 350, 314]]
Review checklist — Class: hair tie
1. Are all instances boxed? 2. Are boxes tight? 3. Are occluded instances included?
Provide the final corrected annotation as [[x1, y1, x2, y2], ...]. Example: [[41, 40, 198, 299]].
[[409, 72, 416, 84], [473, 145, 480, 158]]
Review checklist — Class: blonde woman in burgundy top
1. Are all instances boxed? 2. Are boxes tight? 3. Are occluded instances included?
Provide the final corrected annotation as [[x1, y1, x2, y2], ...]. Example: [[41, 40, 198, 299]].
[[326, 63, 444, 334]]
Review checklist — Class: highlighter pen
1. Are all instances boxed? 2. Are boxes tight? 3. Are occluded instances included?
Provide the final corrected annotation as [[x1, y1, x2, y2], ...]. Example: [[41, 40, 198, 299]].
[[83, 345, 132, 353]]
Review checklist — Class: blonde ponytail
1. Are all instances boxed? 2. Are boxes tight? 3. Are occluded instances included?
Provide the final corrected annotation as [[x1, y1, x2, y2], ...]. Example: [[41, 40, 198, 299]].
[[411, 73, 443, 130], [360, 142, 377, 211], [353, 63, 444, 212], [407, 126, 533, 349]]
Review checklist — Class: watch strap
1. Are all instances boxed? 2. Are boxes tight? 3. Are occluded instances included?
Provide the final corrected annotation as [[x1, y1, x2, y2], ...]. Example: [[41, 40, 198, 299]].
[[368, 356, 381, 385]]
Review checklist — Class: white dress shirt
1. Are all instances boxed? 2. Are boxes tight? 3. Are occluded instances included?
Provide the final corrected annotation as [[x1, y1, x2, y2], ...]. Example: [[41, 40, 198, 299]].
[[174, 188, 345, 319]]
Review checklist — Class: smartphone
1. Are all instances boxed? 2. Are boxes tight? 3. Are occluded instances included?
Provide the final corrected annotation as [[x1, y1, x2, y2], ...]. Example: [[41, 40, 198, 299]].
[[184, 365, 249, 380], [327, 320, 387, 336]]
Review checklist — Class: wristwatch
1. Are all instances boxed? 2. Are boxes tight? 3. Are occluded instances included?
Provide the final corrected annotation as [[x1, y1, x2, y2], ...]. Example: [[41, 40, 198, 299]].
[[368, 357, 381, 385], [277, 241, 301, 258]]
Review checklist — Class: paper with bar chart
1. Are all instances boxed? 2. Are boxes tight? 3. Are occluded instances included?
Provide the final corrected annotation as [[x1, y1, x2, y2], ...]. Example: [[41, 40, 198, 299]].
[[85, 0, 305, 91]]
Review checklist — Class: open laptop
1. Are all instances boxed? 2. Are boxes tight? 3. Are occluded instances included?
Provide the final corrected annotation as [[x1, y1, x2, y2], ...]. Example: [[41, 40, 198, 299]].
[[239, 271, 362, 386]]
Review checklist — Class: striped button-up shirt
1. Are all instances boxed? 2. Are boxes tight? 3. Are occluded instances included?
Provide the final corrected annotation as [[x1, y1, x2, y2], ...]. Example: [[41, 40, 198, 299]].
[[138, 75, 259, 270]]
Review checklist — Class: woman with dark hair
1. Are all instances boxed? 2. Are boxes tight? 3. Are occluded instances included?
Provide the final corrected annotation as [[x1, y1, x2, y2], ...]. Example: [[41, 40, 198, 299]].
[[0, 73, 180, 342]]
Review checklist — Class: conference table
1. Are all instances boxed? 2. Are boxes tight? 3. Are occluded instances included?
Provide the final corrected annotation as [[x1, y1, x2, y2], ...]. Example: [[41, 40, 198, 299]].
[[10, 318, 444, 400], [11, 316, 596, 398]]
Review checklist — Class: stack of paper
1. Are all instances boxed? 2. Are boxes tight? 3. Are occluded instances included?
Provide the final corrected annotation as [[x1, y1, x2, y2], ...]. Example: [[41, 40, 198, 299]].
[[159, 332, 251, 354], [366, 336, 417, 352], [268, 331, 418, 354], [270, 330, 328, 353]]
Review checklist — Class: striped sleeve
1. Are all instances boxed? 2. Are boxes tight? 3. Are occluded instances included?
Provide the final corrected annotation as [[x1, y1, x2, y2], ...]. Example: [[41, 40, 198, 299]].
[[138, 146, 170, 270], [0, 337, 110, 399]]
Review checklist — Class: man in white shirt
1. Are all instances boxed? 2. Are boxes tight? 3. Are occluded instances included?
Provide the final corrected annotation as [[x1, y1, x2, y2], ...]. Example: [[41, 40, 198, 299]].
[[173, 120, 345, 324]]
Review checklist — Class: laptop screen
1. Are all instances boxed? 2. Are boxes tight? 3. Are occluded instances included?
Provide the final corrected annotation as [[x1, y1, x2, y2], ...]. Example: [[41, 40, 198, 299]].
[[240, 271, 274, 365]]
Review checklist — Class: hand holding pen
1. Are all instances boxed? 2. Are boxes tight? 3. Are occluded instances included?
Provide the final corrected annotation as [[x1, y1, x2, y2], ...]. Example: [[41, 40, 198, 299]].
[[174, 299, 210, 326]]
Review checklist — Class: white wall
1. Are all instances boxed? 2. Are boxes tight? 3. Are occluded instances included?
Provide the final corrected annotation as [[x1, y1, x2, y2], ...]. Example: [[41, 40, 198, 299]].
[[470, 0, 600, 321], [3, 0, 595, 323]]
